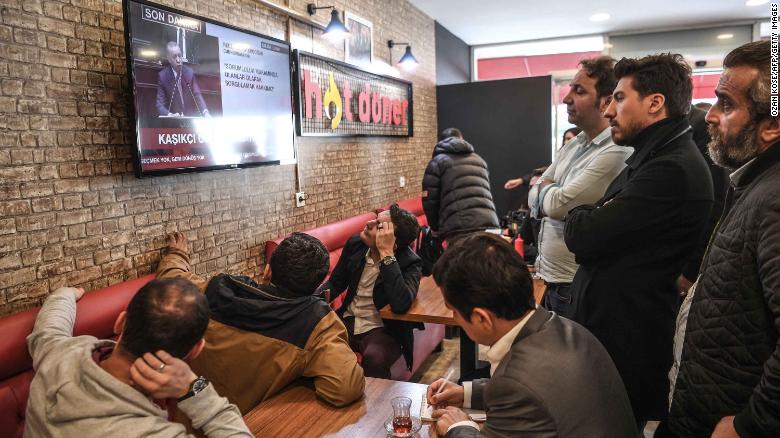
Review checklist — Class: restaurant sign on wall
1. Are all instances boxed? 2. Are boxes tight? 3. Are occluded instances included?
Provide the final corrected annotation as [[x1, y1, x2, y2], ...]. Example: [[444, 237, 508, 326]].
[[293, 50, 413, 137]]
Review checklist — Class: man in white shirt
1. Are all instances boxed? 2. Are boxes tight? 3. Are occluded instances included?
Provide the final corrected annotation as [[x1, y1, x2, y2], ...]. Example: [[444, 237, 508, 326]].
[[427, 233, 636, 438], [528, 57, 633, 318], [320, 204, 422, 378]]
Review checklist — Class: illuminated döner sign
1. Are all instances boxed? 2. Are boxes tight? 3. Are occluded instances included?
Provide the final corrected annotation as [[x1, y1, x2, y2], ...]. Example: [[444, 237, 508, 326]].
[[294, 50, 413, 137]]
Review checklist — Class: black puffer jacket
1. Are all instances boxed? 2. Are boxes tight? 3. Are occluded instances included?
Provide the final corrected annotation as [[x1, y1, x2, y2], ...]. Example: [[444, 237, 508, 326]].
[[669, 142, 780, 438], [421, 137, 499, 237]]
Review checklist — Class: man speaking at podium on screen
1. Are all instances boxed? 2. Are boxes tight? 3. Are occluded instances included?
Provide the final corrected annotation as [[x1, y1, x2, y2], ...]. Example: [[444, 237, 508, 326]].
[[156, 42, 210, 118]]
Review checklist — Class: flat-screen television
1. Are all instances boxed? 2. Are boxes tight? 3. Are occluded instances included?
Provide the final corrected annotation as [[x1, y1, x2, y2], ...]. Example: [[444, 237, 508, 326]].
[[123, 0, 295, 177]]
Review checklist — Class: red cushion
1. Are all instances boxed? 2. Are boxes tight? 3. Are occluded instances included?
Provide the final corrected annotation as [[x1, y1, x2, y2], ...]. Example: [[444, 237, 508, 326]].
[[0, 274, 155, 438]]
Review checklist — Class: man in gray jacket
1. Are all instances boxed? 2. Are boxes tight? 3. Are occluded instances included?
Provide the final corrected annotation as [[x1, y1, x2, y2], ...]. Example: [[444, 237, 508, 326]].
[[427, 233, 636, 438], [24, 278, 251, 437]]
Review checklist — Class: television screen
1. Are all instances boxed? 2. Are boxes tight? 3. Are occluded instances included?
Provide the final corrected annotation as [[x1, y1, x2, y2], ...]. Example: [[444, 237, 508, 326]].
[[123, 0, 295, 177]]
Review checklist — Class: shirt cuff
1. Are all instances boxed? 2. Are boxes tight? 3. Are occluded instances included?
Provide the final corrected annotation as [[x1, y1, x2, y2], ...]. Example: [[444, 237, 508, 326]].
[[462, 381, 472, 409], [447, 420, 480, 433], [537, 183, 559, 217]]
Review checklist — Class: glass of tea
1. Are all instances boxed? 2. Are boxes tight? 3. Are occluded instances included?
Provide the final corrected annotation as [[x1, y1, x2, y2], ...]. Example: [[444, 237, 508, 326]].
[[391, 396, 413, 434]]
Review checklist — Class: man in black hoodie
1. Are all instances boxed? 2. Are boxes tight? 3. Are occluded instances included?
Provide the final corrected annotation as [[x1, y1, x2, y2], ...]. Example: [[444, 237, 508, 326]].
[[157, 232, 364, 415], [422, 128, 500, 241]]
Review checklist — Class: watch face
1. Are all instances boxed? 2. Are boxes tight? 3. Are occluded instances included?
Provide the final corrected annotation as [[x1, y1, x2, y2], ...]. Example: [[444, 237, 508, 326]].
[[192, 377, 208, 394]]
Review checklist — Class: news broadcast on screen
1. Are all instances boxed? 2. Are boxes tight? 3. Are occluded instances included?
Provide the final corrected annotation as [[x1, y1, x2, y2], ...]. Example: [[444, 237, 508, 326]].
[[124, 0, 295, 176]]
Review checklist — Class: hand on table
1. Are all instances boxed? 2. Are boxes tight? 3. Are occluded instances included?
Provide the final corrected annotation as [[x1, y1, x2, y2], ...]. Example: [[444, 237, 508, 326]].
[[166, 231, 188, 253], [130, 350, 198, 399], [427, 378, 464, 408], [433, 406, 471, 436]]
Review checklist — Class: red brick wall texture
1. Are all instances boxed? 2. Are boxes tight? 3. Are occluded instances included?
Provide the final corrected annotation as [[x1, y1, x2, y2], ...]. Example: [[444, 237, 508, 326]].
[[0, 0, 437, 316]]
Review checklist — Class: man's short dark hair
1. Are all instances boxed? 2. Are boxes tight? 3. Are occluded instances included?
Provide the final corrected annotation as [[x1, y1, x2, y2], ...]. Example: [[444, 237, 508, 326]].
[[579, 56, 617, 99], [723, 40, 771, 121], [614, 53, 692, 118], [439, 127, 462, 141], [389, 203, 420, 249], [120, 277, 209, 359], [432, 233, 534, 320], [270, 232, 330, 296]]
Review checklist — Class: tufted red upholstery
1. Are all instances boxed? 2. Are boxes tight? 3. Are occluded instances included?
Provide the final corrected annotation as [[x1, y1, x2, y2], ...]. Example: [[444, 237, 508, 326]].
[[265, 203, 444, 381], [0, 275, 155, 438]]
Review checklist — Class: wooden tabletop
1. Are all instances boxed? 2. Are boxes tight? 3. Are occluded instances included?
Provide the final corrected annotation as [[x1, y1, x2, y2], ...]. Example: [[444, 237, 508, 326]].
[[379, 276, 546, 324], [243, 377, 438, 438], [379, 277, 454, 324]]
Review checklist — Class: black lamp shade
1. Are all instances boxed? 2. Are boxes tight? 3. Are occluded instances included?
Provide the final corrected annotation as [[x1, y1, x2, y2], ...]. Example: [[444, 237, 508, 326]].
[[398, 45, 418, 65], [323, 9, 350, 38]]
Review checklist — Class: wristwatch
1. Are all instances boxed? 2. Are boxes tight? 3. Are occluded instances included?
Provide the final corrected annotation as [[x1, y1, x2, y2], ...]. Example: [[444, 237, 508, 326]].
[[178, 376, 209, 401], [380, 255, 397, 266]]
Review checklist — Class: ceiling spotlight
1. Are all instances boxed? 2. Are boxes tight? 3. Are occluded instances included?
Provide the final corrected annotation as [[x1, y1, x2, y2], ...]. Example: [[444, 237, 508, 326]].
[[388, 40, 418, 69], [307, 4, 350, 41], [745, 0, 769, 6], [717, 33, 734, 40], [139, 49, 158, 58], [589, 13, 611, 22]]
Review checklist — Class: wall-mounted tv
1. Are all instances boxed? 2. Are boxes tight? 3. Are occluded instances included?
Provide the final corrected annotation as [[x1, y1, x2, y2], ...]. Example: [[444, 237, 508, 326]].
[[123, 0, 295, 177]]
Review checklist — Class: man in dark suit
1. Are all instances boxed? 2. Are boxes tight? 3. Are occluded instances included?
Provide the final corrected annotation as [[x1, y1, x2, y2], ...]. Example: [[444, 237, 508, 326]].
[[155, 42, 210, 117], [563, 54, 714, 427], [427, 233, 637, 438], [320, 204, 422, 378]]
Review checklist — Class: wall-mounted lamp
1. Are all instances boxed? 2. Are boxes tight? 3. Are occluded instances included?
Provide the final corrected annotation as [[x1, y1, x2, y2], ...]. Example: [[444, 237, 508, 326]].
[[307, 4, 350, 41], [388, 40, 418, 69]]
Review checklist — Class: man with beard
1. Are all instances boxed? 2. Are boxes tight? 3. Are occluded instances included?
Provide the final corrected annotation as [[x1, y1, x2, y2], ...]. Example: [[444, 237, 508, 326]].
[[527, 56, 633, 317], [659, 40, 780, 438], [563, 54, 714, 429]]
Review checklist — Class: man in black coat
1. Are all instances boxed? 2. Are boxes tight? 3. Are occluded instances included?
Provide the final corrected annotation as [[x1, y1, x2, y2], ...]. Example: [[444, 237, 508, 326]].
[[563, 54, 714, 426], [661, 40, 780, 438], [422, 128, 500, 240], [320, 204, 422, 378], [676, 106, 730, 296]]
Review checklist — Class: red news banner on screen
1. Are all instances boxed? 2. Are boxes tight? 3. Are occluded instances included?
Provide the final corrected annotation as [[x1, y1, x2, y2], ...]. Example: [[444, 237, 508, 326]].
[[124, 0, 295, 176], [294, 50, 413, 137]]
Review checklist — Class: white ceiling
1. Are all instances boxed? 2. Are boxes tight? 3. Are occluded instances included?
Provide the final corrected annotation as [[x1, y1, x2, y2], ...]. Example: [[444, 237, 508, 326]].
[[408, 0, 770, 46]]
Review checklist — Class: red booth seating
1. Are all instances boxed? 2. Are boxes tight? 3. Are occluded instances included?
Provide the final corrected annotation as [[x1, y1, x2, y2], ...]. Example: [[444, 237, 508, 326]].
[[396, 196, 428, 228], [265, 206, 445, 381], [0, 275, 156, 438]]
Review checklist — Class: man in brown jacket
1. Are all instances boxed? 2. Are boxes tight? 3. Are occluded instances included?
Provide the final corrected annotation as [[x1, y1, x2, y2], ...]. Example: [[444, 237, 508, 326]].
[[157, 231, 364, 414]]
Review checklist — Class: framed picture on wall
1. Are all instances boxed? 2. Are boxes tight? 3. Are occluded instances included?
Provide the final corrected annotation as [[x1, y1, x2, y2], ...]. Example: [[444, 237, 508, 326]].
[[344, 12, 372, 65]]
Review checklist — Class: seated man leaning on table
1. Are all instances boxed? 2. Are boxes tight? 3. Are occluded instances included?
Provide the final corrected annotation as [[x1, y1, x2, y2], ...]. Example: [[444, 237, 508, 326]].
[[25, 279, 251, 437], [320, 203, 422, 379], [156, 231, 364, 414], [427, 233, 637, 438]]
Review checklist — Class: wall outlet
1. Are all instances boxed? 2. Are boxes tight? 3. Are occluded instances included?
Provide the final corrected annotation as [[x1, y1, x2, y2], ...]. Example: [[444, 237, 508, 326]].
[[399, 176, 406, 187], [295, 192, 306, 207]]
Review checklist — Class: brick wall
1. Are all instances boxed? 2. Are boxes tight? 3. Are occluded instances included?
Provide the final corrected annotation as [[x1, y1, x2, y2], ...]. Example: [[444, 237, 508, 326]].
[[0, 0, 437, 316]]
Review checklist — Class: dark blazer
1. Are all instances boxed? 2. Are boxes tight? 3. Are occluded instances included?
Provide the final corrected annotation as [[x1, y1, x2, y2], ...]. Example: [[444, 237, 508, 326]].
[[446, 309, 637, 438], [155, 64, 208, 116], [563, 116, 714, 421], [321, 235, 423, 368]]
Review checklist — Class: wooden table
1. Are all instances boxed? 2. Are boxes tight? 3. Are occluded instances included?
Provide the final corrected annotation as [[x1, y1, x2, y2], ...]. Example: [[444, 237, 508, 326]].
[[380, 276, 545, 379], [244, 377, 438, 437]]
